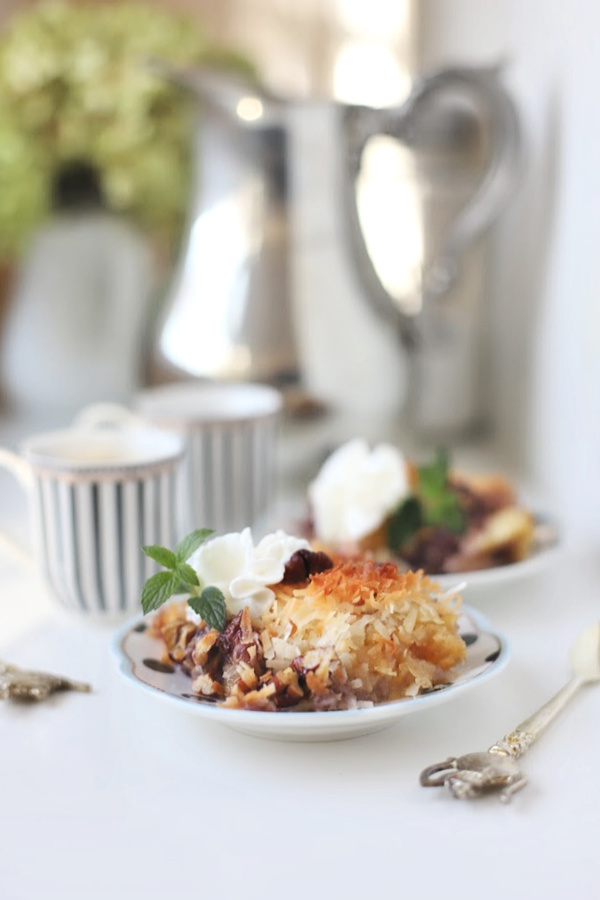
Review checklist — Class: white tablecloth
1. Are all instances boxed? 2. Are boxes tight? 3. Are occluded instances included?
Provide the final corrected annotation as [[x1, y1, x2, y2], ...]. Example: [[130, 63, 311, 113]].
[[0, 424, 598, 900]]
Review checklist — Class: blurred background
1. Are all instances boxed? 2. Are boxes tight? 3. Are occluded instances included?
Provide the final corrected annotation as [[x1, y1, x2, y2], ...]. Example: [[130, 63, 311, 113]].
[[0, 0, 598, 543]]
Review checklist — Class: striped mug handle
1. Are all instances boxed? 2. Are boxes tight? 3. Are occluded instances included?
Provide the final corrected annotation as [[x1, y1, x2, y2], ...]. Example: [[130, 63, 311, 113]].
[[0, 448, 34, 566], [73, 402, 147, 431]]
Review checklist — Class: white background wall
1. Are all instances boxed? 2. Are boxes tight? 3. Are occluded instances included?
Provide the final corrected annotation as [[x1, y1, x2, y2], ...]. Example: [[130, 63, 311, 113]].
[[2, 1, 598, 542], [418, 0, 600, 543]]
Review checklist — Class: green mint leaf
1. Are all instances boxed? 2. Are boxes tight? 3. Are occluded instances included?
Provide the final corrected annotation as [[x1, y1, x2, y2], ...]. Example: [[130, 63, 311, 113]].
[[175, 562, 200, 587], [188, 586, 227, 632], [418, 448, 449, 496], [425, 494, 466, 533], [414, 448, 467, 535], [173, 580, 192, 595], [141, 570, 181, 614], [387, 496, 423, 551], [175, 529, 214, 563], [142, 545, 177, 570]]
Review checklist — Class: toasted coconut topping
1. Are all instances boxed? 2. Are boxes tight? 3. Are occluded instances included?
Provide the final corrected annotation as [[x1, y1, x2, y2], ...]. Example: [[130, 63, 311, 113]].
[[150, 559, 466, 712]]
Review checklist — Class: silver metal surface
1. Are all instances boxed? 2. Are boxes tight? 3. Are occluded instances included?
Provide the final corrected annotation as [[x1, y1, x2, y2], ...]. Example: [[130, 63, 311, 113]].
[[150, 62, 520, 433], [0, 661, 91, 702], [420, 751, 526, 803], [343, 64, 521, 333], [420, 622, 600, 802]]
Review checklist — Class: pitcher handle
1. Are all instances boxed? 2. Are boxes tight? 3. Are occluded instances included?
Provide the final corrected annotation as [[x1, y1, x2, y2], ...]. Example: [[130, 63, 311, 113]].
[[344, 64, 521, 343], [0, 448, 34, 566]]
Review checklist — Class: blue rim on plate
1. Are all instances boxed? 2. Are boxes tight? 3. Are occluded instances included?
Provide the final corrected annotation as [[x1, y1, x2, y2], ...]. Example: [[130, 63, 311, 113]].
[[112, 605, 511, 742]]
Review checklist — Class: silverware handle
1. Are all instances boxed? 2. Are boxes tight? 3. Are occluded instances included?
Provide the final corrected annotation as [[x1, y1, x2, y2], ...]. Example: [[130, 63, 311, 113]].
[[490, 676, 584, 758], [61, 678, 92, 693]]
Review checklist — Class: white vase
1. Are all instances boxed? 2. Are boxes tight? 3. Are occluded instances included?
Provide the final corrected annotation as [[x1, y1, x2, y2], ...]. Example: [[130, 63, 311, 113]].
[[2, 212, 154, 418]]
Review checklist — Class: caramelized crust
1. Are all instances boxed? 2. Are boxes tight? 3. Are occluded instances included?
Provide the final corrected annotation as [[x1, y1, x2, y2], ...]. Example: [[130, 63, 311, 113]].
[[150, 560, 466, 712]]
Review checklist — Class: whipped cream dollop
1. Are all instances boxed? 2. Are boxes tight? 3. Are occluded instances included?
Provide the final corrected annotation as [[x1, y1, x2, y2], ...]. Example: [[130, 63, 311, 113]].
[[308, 438, 410, 543], [188, 528, 310, 622]]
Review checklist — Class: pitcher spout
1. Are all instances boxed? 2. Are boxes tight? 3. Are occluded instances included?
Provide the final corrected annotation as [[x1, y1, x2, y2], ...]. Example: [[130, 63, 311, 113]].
[[146, 57, 277, 126]]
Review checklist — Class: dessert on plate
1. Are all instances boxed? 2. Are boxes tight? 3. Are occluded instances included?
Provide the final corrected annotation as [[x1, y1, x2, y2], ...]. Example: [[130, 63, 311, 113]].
[[141, 527, 467, 712], [307, 439, 535, 576]]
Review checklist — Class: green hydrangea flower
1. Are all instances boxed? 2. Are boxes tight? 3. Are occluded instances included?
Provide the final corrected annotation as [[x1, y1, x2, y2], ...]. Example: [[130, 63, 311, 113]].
[[0, 1, 254, 259]]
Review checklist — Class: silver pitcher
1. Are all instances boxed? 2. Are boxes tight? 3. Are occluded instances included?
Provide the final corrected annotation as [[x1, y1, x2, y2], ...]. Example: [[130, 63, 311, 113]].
[[152, 63, 520, 437]]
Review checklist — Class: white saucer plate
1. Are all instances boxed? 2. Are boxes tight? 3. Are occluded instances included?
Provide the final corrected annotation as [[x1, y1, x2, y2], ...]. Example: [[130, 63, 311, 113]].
[[113, 606, 510, 742], [434, 513, 560, 591]]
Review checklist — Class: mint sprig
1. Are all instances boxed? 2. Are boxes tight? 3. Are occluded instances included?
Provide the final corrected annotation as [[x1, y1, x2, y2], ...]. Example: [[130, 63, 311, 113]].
[[141, 528, 227, 631], [387, 496, 423, 551], [188, 586, 227, 632], [175, 529, 214, 562], [418, 449, 465, 534], [140, 570, 182, 614], [387, 449, 466, 553]]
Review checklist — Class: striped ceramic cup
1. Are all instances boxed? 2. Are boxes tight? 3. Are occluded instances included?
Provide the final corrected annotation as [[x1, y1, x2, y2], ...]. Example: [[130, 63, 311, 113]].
[[0, 418, 185, 618], [135, 381, 283, 537]]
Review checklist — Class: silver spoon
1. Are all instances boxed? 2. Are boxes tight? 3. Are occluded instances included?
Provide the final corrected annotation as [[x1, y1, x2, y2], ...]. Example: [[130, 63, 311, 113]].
[[420, 621, 600, 802]]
